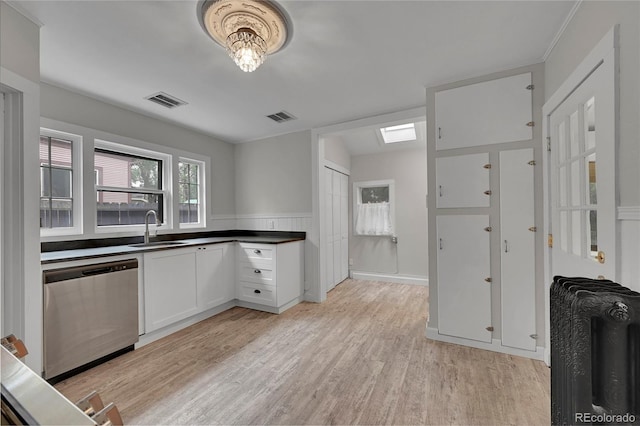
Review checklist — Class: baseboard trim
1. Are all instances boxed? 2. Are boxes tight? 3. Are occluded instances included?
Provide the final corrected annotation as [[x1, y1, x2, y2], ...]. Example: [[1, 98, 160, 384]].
[[137, 301, 236, 348], [425, 327, 544, 361], [351, 271, 428, 286]]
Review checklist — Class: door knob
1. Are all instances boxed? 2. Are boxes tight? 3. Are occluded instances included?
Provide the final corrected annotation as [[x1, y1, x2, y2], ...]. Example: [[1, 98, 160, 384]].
[[595, 251, 605, 264]]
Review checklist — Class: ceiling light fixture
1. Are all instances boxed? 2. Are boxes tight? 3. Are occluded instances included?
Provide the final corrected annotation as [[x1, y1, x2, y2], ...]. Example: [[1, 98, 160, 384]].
[[200, 0, 291, 73]]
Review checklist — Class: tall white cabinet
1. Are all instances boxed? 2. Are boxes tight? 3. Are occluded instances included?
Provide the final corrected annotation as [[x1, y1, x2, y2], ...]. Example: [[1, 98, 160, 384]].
[[325, 167, 349, 291], [429, 71, 541, 358]]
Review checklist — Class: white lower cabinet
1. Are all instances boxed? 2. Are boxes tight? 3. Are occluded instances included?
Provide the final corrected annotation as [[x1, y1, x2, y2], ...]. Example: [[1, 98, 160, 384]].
[[236, 241, 303, 312], [196, 244, 235, 311], [144, 243, 234, 333], [143, 240, 303, 334], [144, 247, 199, 333]]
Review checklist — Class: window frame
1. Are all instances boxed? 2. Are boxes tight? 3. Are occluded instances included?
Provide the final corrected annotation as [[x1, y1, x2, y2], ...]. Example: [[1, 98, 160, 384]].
[[352, 179, 395, 237], [94, 139, 172, 233], [177, 157, 206, 229], [39, 128, 83, 237]]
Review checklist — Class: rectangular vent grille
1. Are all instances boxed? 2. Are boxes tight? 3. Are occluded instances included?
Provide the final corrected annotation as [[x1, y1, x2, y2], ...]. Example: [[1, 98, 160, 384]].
[[266, 111, 296, 123], [145, 92, 187, 109]]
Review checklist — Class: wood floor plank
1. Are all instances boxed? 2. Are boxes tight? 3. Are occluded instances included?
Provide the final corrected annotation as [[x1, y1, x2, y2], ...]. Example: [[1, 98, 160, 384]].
[[55, 279, 550, 425]]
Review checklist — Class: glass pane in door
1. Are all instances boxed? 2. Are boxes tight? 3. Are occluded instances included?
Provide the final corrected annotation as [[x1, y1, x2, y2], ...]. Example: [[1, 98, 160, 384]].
[[584, 97, 596, 150]]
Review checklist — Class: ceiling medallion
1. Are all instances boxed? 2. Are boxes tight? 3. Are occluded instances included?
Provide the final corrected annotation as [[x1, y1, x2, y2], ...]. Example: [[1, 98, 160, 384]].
[[201, 0, 290, 72]]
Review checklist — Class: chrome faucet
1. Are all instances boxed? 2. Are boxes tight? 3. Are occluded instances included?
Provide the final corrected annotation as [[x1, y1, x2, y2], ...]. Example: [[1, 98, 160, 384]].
[[144, 210, 159, 244]]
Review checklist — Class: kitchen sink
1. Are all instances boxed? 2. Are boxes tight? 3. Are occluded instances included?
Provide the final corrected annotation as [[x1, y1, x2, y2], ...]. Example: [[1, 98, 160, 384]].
[[128, 241, 188, 248]]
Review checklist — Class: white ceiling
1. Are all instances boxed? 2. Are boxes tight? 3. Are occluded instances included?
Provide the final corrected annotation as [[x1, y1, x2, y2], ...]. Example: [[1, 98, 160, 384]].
[[13, 0, 576, 143]]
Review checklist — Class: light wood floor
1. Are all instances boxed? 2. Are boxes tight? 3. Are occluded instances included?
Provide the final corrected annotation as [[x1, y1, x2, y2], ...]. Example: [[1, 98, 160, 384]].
[[55, 279, 550, 425]]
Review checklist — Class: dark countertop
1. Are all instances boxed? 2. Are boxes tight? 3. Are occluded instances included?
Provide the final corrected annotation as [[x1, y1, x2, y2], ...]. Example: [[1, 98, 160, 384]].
[[41, 231, 305, 264]]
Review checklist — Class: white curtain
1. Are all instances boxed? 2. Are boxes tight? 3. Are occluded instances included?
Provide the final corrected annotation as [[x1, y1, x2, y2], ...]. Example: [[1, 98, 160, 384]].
[[355, 202, 392, 236]]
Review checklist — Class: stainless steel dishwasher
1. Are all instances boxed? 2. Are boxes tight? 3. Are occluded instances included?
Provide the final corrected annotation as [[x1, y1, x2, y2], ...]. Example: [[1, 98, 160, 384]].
[[43, 259, 139, 381]]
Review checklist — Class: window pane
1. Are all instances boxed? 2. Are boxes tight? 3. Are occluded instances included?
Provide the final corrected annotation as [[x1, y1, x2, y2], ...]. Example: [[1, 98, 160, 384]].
[[361, 186, 389, 204], [571, 210, 582, 256], [96, 191, 162, 226], [94, 150, 161, 190], [569, 110, 580, 159], [584, 97, 596, 150], [570, 160, 581, 206], [189, 184, 199, 200], [588, 210, 598, 254], [179, 160, 201, 225], [189, 164, 198, 184], [586, 153, 597, 205], [179, 183, 190, 204], [40, 135, 74, 229], [40, 198, 73, 228]]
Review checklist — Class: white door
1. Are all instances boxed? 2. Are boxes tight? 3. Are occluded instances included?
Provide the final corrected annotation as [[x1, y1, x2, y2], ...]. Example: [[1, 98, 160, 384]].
[[437, 215, 492, 343], [325, 167, 335, 290], [332, 170, 341, 285], [500, 148, 536, 351], [339, 173, 349, 281], [549, 56, 616, 280], [436, 153, 491, 208]]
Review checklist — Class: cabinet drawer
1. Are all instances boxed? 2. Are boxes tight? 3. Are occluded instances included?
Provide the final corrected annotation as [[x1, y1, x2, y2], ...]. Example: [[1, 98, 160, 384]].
[[238, 245, 273, 263], [239, 264, 273, 284], [237, 282, 276, 307]]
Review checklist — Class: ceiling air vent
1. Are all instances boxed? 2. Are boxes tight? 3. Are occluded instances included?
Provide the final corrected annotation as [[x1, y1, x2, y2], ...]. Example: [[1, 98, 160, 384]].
[[266, 111, 296, 123], [145, 92, 187, 109]]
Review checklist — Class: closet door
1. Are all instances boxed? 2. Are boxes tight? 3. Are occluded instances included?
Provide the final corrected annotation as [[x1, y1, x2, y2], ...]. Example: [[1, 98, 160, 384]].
[[437, 215, 492, 342], [500, 149, 536, 351], [340, 173, 349, 281], [435, 73, 532, 151], [332, 171, 341, 285], [436, 153, 491, 208], [325, 168, 335, 291]]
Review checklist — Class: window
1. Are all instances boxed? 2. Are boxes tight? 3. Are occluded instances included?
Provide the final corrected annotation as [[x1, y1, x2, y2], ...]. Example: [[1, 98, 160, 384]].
[[178, 159, 204, 226], [379, 123, 417, 144], [39, 129, 82, 235], [353, 180, 395, 236], [94, 147, 165, 227]]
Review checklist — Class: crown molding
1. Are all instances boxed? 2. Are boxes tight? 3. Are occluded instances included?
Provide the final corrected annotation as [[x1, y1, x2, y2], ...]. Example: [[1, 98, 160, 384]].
[[542, 0, 583, 62], [4, 1, 44, 27]]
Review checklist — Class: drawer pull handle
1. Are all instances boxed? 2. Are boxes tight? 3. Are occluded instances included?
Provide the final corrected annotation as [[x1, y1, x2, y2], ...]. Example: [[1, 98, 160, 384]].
[[254, 289, 261, 294], [254, 269, 261, 274], [254, 249, 261, 254]]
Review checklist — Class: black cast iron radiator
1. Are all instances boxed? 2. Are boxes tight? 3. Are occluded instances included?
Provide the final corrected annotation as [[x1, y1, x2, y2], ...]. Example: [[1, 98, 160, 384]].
[[551, 276, 640, 425]]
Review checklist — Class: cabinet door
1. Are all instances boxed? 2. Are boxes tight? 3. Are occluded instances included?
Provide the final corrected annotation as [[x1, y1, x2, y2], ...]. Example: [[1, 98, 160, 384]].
[[500, 149, 536, 351], [144, 248, 198, 333], [196, 244, 233, 311], [435, 73, 532, 151], [436, 153, 490, 208], [437, 215, 492, 342]]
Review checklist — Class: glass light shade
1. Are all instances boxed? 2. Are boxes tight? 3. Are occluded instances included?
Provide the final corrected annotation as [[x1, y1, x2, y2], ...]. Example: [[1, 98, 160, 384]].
[[226, 29, 267, 72]]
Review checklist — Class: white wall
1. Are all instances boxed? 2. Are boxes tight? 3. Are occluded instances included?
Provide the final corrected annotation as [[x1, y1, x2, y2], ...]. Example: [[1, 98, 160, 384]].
[[40, 83, 236, 222], [234, 130, 312, 216], [349, 148, 428, 279], [544, 1, 640, 291], [0, 1, 42, 372], [0, 2, 39, 84], [323, 135, 351, 171]]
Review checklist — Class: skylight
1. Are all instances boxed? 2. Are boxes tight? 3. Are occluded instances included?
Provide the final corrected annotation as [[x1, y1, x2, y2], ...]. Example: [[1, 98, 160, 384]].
[[379, 123, 417, 144]]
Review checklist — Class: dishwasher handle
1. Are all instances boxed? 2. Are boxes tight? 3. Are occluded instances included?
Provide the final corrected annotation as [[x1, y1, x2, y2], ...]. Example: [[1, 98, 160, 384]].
[[81, 266, 116, 277]]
